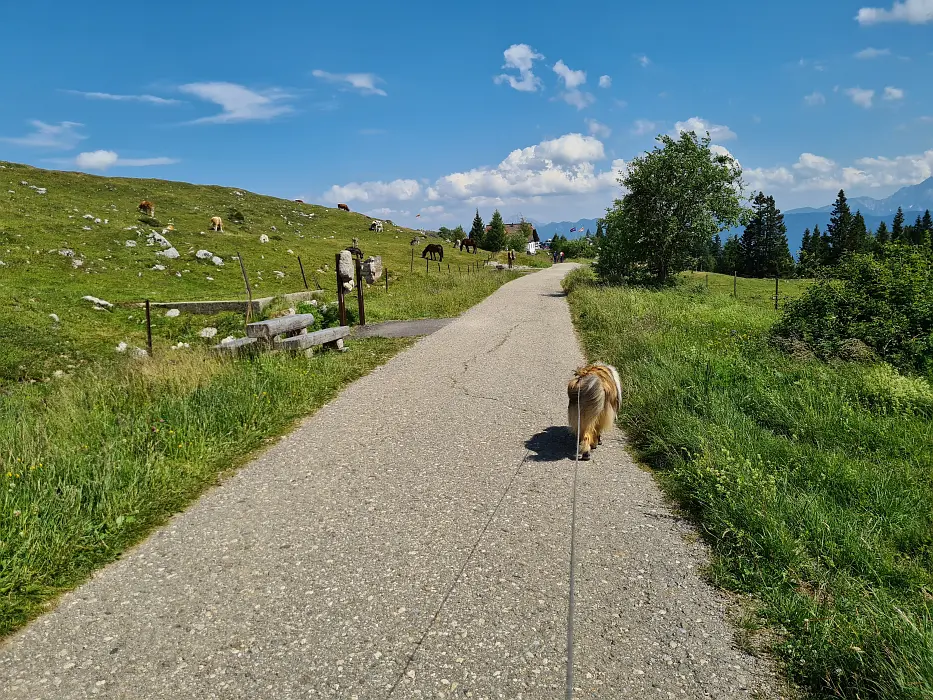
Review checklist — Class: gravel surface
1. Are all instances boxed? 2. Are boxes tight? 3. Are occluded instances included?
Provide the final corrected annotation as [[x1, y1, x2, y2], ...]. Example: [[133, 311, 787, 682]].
[[0, 264, 786, 699]]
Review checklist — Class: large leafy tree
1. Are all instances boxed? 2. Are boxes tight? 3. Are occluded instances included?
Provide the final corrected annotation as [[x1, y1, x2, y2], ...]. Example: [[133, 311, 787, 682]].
[[485, 210, 507, 252], [596, 131, 746, 284]]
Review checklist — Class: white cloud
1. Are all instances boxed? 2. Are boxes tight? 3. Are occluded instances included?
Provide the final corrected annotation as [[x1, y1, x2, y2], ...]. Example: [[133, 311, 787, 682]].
[[804, 91, 826, 106], [553, 60, 594, 110], [634, 54, 651, 67], [673, 117, 737, 142], [631, 119, 658, 136], [493, 44, 545, 93], [1, 120, 86, 149], [745, 166, 796, 192], [553, 60, 586, 89], [856, 0, 933, 24], [845, 87, 875, 108], [178, 82, 294, 123], [883, 86, 905, 100], [311, 70, 387, 96], [854, 47, 891, 59], [585, 118, 612, 138], [793, 153, 837, 173], [74, 150, 178, 170], [598, 75, 612, 88], [64, 90, 180, 105], [324, 133, 622, 209]]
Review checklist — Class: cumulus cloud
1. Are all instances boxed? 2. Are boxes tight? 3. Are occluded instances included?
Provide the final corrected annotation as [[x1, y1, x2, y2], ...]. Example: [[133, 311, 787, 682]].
[[854, 47, 891, 59], [311, 70, 387, 96], [178, 82, 294, 123], [598, 75, 612, 88], [673, 117, 737, 142], [845, 87, 875, 108], [74, 150, 178, 170], [856, 0, 933, 24], [493, 44, 545, 92], [631, 119, 658, 136], [745, 166, 796, 192], [323, 133, 623, 209], [64, 90, 180, 105], [883, 86, 905, 100], [0, 120, 86, 149], [804, 91, 826, 106], [793, 153, 837, 173], [634, 54, 651, 67], [553, 60, 594, 110], [585, 118, 612, 138]]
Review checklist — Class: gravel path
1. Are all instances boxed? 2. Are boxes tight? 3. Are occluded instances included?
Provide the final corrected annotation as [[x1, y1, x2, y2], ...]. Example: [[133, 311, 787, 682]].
[[0, 264, 785, 699]]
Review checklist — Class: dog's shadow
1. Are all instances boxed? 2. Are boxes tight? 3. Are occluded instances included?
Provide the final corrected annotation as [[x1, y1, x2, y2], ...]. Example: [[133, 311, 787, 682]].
[[525, 426, 573, 462]]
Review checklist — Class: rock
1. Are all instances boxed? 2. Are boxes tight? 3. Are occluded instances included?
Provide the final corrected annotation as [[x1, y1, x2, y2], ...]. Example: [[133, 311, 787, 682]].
[[115, 341, 128, 353], [170, 342, 191, 350], [199, 327, 218, 338], [165, 308, 180, 318], [274, 270, 285, 279], [337, 250, 354, 283], [147, 232, 172, 248], [49, 313, 60, 323], [53, 370, 65, 379], [82, 214, 95, 220], [220, 335, 237, 345], [157, 247, 180, 259], [82, 295, 113, 309], [82, 226, 92, 231], [196, 249, 213, 259], [211, 256, 224, 266], [151, 264, 166, 271], [362, 255, 383, 284], [94, 218, 102, 224], [287, 249, 294, 254], [259, 234, 270, 244], [125, 240, 137, 247], [72, 259, 84, 268], [58, 249, 75, 257], [206, 276, 214, 281], [133, 347, 148, 357]]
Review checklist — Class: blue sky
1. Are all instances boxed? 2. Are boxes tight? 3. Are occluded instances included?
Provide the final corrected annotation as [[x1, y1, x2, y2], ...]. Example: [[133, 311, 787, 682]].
[[1, 0, 931, 228]]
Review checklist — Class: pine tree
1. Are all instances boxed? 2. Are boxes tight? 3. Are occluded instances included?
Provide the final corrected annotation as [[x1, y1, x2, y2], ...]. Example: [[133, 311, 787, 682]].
[[485, 210, 507, 252], [852, 211, 870, 252], [908, 214, 925, 246], [923, 210, 933, 235], [722, 235, 742, 274], [739, 192, 792, 276], [809, 224, 827, 271], [875, 220, 890, 249], [469, 209, 485, 247], [713, 233, 725, 273], [825, 189, 853, 265], [595, 220, 605, 239], [798, 228, 813, 276], [892, 207, 905, 242]]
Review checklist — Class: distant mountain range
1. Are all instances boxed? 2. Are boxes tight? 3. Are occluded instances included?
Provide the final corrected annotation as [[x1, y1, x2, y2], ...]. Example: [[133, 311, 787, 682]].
[[531, 176, 933, 257]]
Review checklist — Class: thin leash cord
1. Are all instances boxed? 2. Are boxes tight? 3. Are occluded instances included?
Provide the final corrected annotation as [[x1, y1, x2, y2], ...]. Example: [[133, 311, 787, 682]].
[[565, 385, 582, 700]]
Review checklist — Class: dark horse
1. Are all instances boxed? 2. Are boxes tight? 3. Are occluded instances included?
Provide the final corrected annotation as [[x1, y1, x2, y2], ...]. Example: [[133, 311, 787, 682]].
[[422, 243, 444, 261], [347, 246, 364, 260], [459, 238, 477, 253]]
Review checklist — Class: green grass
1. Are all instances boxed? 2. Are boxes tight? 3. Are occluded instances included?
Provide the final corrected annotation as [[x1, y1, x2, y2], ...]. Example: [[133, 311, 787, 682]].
[[566, 268, 933, 700], [0, 161, 518, 383], [0, 161, 525, 638]]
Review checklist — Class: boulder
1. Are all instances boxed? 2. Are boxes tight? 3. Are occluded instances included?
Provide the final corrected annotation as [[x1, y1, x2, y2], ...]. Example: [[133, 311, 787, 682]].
[[337, 249, 355, 283], [362, 255, 383, 284]]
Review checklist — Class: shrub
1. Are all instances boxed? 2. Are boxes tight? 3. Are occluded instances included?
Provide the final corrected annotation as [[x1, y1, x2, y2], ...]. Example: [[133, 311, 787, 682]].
[[561, 265, 597, 294], [774, 245, 933, 376]]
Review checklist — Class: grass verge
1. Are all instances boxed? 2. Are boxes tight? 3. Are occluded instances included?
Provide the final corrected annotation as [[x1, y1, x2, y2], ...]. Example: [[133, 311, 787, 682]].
[[0, 338, 409, 637], [566, 268, 933, 700]]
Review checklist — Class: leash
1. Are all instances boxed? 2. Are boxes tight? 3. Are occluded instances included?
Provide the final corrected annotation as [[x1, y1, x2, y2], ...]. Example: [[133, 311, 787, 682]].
[[565, 385, 582, 700]]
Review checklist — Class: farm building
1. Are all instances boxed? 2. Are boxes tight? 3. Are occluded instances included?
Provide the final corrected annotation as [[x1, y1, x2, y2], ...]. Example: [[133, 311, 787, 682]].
[[486, 222, 541, 254]]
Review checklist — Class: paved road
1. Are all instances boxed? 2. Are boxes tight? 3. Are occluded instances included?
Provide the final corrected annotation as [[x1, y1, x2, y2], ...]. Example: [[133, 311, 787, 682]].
[[350, 318, 453, 339], [0, 264, 783, 699]]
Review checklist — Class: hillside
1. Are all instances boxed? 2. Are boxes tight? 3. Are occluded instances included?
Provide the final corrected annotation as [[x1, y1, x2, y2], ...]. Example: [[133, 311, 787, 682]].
[[0, 161, 505, 383]]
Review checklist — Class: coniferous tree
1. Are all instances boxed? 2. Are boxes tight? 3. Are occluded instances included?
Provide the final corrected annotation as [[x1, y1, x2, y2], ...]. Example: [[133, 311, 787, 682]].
[[892, 207, 905, 242], [739, 192, 792, 276], [922, 210, 933, 236], [485, 210, 507, 252], [469, 209, 485, 247], [908, 214, 925, 246], [722, 235, 742, 274], [799, 228, 814, 276], [874, 220, 890, 250], [825, 189, 854, 265], [808, 224, 827, 271], [852, 211, 870, 253], [713, 233, 725, 273]]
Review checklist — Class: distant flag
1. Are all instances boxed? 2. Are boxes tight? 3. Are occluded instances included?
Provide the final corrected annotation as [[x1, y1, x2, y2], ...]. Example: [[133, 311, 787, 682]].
[[416, 214, 421, 218], [570, 227, 576, 232]]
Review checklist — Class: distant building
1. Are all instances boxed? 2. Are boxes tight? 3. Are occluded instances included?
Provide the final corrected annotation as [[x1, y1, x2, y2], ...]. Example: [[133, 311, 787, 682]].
[[485, 222, 541, 254]]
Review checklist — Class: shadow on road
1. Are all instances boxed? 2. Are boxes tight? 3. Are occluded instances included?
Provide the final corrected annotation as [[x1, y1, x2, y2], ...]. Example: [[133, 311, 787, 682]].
[[525, 426, 572, 462]]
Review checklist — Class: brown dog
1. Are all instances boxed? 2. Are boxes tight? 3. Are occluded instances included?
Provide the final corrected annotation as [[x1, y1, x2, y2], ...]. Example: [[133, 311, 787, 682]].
[[567, 363, 621, 460]]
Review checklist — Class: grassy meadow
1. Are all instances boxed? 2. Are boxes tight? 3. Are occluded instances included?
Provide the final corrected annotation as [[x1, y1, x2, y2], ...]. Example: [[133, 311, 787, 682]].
[[566, 269, 933, 700], [0, 161, 523, 637], [0, 160, 517, 383]]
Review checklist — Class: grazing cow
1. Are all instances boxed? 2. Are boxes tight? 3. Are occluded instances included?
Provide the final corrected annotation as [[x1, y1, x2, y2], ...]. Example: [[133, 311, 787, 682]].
[[422, 244, 444, 262], [369, 220, 384, 232], [210, 216, 224, 232], [138, 200, 155, 216], [338, 203, 351, 212], [295, 198, 304, 203]]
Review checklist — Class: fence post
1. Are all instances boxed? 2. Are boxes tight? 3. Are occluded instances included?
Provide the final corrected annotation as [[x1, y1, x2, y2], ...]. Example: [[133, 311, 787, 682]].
[[145, 299, 153, 357], [298, 256, 309, 290], [355, 257, 366, 326], [335, 252, 347, 327], [426, 257, 429, 274]]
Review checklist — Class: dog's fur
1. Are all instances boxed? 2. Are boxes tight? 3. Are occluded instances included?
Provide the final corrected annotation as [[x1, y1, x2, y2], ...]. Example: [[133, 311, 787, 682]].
[[567, 363, 622, 460]]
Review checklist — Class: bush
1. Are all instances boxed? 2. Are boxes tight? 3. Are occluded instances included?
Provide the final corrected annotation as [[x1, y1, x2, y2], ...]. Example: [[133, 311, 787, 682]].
[[774, 245, 933, 376], [561, 265, 597, 294]]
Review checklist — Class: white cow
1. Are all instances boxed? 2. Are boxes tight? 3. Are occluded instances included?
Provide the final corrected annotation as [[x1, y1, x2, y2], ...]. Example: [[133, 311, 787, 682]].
[[369, 220, 384, 232]]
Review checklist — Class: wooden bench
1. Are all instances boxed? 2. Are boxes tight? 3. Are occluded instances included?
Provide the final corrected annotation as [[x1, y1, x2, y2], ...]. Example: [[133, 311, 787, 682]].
[[275, 326, 350, 355], [211, 336, 260, 356], [246, 313, 316, 342]]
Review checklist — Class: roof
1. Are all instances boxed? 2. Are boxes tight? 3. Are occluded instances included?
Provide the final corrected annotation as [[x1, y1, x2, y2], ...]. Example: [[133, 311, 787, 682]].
[[483, 222, 540, 242]]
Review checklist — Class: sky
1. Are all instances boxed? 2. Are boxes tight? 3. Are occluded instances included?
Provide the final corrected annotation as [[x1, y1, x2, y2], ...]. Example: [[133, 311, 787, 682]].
[[1, 0, 932, 229]]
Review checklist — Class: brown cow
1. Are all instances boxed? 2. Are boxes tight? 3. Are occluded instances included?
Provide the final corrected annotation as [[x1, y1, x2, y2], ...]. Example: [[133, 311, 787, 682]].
[[138, 200, 155, 216], [337, 203, 350, 212], [210, 216, 224, 232]]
